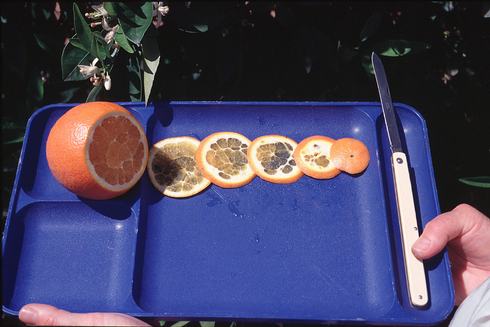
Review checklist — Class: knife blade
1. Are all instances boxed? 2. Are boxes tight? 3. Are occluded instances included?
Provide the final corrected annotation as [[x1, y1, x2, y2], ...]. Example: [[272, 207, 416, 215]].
[[371, 52, 429, 307]]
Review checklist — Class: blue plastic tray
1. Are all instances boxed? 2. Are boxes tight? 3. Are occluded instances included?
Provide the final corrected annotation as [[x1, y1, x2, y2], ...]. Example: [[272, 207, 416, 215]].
[[2, 101, 454, 325]]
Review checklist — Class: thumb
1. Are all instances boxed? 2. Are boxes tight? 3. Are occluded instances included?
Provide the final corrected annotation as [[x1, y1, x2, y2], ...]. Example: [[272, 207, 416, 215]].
[[19, 304, 150, 326], [411, 203, 479, 260]]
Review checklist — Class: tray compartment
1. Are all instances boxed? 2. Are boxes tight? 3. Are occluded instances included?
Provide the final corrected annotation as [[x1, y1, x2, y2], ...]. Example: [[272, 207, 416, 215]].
[[132, 103, 397, 320], [3, 201, 138, 312], [19, 108, 78, 200]]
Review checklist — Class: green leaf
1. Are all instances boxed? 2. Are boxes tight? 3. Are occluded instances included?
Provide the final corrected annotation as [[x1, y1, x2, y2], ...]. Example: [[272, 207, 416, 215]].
[[90, 35, 109, 62], [86, 85, 103, 102], [2, 121, 23, 130], [361, 54, 374, 75], [93, 31, 106, 43], [59, 86, 81, 102], [30, 3, 53, 21], [61, 41, 92, 81], [69, 35, 86, 51], [128, 55, 142, 101], [73, 3, 95, 54], [194, 24, 209, 32], [33, 33, 49, 52], [458, 177, 490, 188], [360, 12, 382, 42], [29, 72, 44, 102], [3, 136, 24, 145], [178, 24, 209, 33], [33, 32, 60, 56], [374, 40, 431, 57], [103, 2, 118, 16], [200, 322, 215, 327], [141, 28, 160, 105], [170, 322, 189, 327], [90, 32, 111, 62], [483, 1, 490, 18], [113, 2, 153, 45], [115, 27, 135, 54], [2, 119, 25, 145], [42, 7, 51, 20]]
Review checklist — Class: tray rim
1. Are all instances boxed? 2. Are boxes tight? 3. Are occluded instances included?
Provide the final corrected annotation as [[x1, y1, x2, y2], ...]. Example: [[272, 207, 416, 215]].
[[2, 101, 454, 324]]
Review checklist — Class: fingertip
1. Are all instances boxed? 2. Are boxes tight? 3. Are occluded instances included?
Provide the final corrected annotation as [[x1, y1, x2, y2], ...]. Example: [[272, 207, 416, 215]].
[[412, 237, 432, 260], [19, 304, 70, 326], [411, 246, 424, 260], [19, 305, 38, 325]]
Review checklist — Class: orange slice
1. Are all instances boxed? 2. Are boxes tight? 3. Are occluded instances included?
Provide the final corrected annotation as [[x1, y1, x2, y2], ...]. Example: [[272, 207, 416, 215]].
[[248, 135, 303, 184], [293, 135, 341, 179], [148, 137, 211, 198], [330, 137, 370, 174], [46, 102, 148, 200], [195, 132, 255, 188]]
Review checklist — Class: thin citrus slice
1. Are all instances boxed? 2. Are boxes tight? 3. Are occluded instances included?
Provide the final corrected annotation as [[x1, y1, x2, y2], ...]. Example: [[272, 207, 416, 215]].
[[148, 136, 211, 198], [330, 137, 370, 174], [195, 132, 255, 188], [248, 135, 303, 184], [293, 135, 341, 179], [46, 102, 149, 200]]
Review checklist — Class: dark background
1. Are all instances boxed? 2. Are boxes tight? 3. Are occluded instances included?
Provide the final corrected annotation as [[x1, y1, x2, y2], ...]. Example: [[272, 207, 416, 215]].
[[2, 1, 489, 326]]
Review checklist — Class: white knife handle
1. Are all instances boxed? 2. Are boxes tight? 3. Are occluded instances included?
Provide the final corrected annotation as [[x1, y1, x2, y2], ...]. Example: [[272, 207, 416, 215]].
[[392, 152, 429, 307]]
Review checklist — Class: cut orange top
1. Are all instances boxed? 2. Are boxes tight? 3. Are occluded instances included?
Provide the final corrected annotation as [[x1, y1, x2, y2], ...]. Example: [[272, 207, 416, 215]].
[[330, 137, 370, 174], [46, 102, 148, 200]]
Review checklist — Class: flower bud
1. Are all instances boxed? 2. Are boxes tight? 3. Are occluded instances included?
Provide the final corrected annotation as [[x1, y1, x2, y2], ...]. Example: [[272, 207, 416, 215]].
[[104, 74, 112, 91], [93, 76, 102, 86]]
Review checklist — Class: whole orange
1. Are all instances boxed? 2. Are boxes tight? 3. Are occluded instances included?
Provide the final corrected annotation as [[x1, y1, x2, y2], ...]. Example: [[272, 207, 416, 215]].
[[46, 102, 149, 200]]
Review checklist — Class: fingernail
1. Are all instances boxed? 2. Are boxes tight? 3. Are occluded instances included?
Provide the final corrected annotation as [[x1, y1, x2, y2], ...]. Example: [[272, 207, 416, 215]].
[[19, 306, 38, 325], [413, 237, 431, 253]]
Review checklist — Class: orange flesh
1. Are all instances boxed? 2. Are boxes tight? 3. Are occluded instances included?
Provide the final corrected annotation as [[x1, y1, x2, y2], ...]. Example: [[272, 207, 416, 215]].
[[196, 132, 256, 188], [293, 135, 341, 179], [89, 116, 145, 186]]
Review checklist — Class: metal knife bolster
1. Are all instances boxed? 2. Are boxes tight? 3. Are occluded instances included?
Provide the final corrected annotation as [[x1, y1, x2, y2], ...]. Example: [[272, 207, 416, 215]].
[[392, 152, 428, 307]]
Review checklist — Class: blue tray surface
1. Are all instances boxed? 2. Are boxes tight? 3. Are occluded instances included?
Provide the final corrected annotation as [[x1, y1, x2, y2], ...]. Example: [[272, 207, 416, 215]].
[[2, 102, 453, 324]]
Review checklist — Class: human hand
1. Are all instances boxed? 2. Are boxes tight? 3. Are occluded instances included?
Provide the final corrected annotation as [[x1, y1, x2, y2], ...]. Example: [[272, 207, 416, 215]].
[[412, 203, 490, 305], [19, 303, 150, 326]]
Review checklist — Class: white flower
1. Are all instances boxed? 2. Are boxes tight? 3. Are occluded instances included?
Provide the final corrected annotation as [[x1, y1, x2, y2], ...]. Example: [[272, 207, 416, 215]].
[[104, 25, 118, 44], [78, 58, 100, 79], [91, 4, 108, 17], [78, 65, 100, 78], [158, 5, 169, 15], [153, 2, 169, 28]]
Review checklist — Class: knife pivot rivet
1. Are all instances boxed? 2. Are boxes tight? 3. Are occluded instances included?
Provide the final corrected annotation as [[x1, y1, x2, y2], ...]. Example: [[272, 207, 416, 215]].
[[418, 295, 423, 300], [396, 158, 403, 164], [413, 226, 418, 231]]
